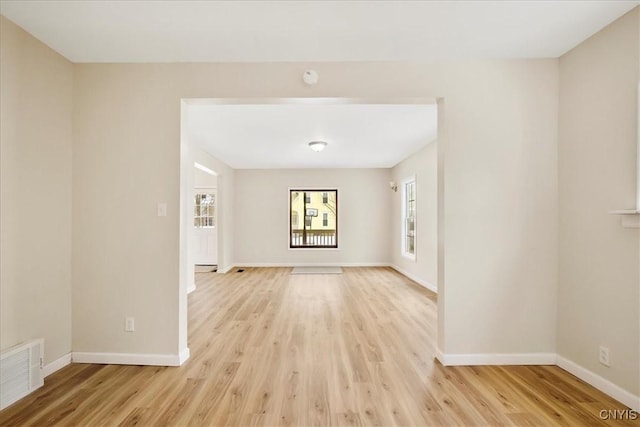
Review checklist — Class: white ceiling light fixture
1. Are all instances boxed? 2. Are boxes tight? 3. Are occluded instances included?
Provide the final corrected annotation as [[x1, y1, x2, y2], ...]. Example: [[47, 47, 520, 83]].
[[308, 141, 328, 152]]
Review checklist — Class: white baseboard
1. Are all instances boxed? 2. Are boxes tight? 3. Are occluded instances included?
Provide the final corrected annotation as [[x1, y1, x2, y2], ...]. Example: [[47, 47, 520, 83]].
[[438, 352, 556, 366], [43, 353, 72, 377], [556, 355, 640, 411], [389, 265, 437, 293], [233, 262, 390, 268], [179, 347, 190, 366], [187, 283, 196, 294], [72, 351, 185, 367], [217, 264, 235, 274], [435, 351, 638, 410]]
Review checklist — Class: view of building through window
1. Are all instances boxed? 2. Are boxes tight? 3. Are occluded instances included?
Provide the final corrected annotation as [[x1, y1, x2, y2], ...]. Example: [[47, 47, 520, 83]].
[[290, 189, 337, 248]]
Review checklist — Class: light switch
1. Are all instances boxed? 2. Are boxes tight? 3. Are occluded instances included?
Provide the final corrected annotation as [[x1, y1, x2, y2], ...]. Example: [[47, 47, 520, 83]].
[[157, 202, 167, 217], [125, 317, 135, 332]]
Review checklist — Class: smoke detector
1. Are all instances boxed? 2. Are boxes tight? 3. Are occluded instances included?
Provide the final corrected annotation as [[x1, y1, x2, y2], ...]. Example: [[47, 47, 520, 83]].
[[303, 70, 318, 85]]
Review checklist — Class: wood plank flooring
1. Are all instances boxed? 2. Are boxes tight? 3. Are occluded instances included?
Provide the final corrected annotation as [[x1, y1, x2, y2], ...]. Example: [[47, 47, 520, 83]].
[[0, 267, 636, 426]]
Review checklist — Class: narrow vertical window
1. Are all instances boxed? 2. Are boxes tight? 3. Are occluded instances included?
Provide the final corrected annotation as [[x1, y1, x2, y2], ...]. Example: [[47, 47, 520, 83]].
[[402, 178, 416, 259], [323, 212, 328, 227], [322, 192, 328, 204]]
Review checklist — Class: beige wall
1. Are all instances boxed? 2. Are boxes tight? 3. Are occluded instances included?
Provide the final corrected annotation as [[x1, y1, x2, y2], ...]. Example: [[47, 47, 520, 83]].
[[233, 169, 391, 265], [558, 8, 640, 396], [440, 61, 559, 355], [0, 16, 73, 365], [1, 11, 561, 363], [69, 59, 559, 359], [391, 142, 438, 290]]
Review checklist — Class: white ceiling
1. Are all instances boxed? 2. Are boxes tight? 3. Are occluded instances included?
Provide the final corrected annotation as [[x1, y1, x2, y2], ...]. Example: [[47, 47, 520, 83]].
[[2, 1, 635, 169], [0, 1, 637, 63], [186, 102, 438, 169]]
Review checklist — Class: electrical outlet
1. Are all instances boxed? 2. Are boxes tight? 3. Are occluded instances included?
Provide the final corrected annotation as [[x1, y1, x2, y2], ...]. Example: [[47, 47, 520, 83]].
[[125, 317, 135, 332], [599, 346, 610, 366]]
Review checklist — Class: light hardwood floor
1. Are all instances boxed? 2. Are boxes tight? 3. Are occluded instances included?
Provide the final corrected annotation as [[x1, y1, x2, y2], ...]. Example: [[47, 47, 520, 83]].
[[0, 267, 636, 426]]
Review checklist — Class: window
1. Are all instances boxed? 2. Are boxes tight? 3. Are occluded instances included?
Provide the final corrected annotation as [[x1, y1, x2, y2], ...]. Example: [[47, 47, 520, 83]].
[[194, 191, 215, 228], [402, 178, 416, 259], [290, 189, 338, 248]]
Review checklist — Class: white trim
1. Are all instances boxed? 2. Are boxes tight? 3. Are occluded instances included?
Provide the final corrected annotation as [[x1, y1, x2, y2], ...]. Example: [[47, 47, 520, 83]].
[[217, 264, 235, 273], [557, 355, 640, 412], [43, 353, 72, 377], [184, 97, 438, 106], [437, 352, 556, 366], [433, 351, 639, 410], [25, 351, 640, 414], [72, 352, 184, 366], [178, 347, 190, 366], [187, 283, 196, 294], [233, 262, 389, 268], [390, 264, 437, 293]]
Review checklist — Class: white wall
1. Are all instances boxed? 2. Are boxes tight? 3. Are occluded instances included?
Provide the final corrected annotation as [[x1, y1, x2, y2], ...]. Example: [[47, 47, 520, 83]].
[[558, 8, 639, 397], [0, 16, 73, 365], [66, 58, 559, 361], [234, 168, 391, 265], [391, 142, 438, 291]]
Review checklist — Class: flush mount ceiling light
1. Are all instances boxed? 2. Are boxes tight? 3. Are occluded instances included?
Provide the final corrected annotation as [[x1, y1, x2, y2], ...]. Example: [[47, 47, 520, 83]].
[[308, 141, 328, 152]]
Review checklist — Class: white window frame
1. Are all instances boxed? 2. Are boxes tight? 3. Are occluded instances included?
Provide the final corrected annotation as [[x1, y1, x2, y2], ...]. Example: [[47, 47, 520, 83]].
[[401, 176, 416, 261]]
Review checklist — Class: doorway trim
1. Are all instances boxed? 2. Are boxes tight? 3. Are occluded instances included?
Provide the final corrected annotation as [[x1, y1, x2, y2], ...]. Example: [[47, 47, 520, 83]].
[[179, 96, 446, 366]]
